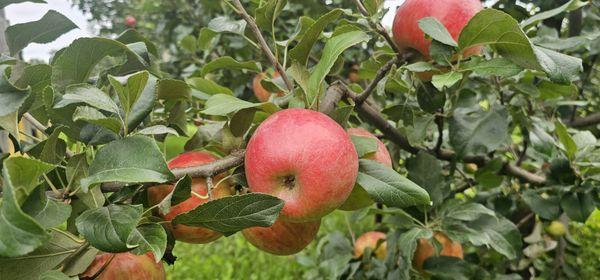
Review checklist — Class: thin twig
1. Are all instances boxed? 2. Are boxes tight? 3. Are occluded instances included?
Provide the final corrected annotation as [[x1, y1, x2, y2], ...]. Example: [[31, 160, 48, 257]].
[[229, 0, 294, 93], [354, 57, 398, 104], [434, 111, 444, 154], [353, 0, 402, 55], [23, 113, 75, 158]]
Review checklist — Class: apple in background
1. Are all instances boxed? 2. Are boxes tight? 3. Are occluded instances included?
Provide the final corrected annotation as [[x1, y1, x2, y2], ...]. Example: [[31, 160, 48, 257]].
[[392, 0, 483, 58], [148, 151, 233, 244], [354, 231, 387, 260], [413, 232, 464, 272], [245, 108, 359, 222], [339, 127, 392, 211], [253, 71, 283, 102], [124, 15, 137, 28], [242, 218, 321, 255], [546, 220, 567, 237], [80, 252, 165, 280]]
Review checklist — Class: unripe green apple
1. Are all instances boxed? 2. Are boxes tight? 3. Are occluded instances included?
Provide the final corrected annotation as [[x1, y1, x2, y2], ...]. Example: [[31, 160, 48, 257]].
[[546, 220, 567, 237]]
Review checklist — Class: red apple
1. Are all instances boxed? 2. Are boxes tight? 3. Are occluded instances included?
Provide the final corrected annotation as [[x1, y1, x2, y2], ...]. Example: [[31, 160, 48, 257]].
[[354, 231, 387, 259], [413, 232, 464, 272], [148, 151, 233, 244], [392, 0, 483, 58], [339, 127, 392, 211], [124, 15, 137, 28], [252, 71, 283, 102], [242, 218, 320, 255], [80, 252, 165, 280], [245, 108, 359, 222]]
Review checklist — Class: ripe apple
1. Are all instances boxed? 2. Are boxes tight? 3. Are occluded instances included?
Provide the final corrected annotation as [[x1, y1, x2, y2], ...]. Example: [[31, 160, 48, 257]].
[[245, 108, 359, 222], [242, 218, 321, 255], [252, 71, 283, 102], [124, 15, 137, 28], [339, 128, 392, 211], [354, 231, 387, 260], [148, 151, 233, 244], [80, 252, 165, 280], [392, 0, 483, 58], [546, 220, 567, 237], [464, 163, 478, 174], [413, 232, 464, 272]]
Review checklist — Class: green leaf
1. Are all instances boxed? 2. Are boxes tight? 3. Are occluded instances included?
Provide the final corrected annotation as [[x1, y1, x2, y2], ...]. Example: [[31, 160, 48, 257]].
[[431, 71, 462, 91], [533, 46, 583, 84], [289, 9, 343, 65], [178, 35, 196, 53], [356, 159, 430, 208], [522, 191, 560, 220], [0, 230, 83, 280], [157, 78, 191, 100], [173, 193, 285, 235], [201, 94, 278, 116], [207, 16, 246, 35], [442, 202, 496, 222], [450, 104, 509, 158], [22, 186, 71, 228], [405, 61, 437, 73], [0, 65, 30, 138], [520, 0, 588, 29], [197, 27, 219, 51], [0, 0, 45, 9], [255, 0, 288, 31], [416, 82, 445, 114], [307, 31, 369, 106], [137, 125, 179, 137], [397, 227, 432, 264], [350, 135, 378, 158], [363, 0, 384, 16], [80, 136, 174, 191], [201, 56, 261, 76], [418, 17, 458, 47], [129, 223, 167, 262], [73, 106, 122, 134], [406, 152, 447, 206], [561, 192, 595, 222], [127, 73, 157, 132], [467, 215, 521, 259], [423, 256, 477, 280], [54, 83, 119, 114], [108, 70, 150, 115], [115, 29, 159, 57], [75, 204, 142, 252], [186, 77, 233, 98], [39, 270, 77, 280], [460, 57, 522, 77], [554, 121, 577, 161], [229, 108, 256, 137], [5, 10, 77, 56], [3, 157, 55, 205], [66, 154, 105, 209], [157, 175, 192, 216], [51, 37, 149, 92]]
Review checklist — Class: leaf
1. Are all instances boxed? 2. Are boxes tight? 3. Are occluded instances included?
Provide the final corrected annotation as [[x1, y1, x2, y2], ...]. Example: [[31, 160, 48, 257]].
[[406, 152, 447, 206], [460, 57, 522, 77], [197, 27, 219, 51], [431, 72, 463, 91], [0, 65, 30, 138], [115, 29, 159, 57], [0, 230, 83, 280], [54, 83, 120, 114], [520, 0, 588, 29], [129, 223, 167, 262], [157, 175, 192, 216], [533, 46, 583, 84], [423, 256, 477, 280], [363, 0, 384, 16], [522, 191, 560, 220], [307, 31, 369, 106], [0, 0, 45, 9], [178, 35, 196, 53], [229, 108, 256, 137], [186, 77, 232, 98], [350, 135, 378, 158], [156, 78, 191, 100], [356, 160, 430, 208], [467, 215, 521, 259], [75, 204, 142, 252], [255, 0, 288, 31], [22, 187, 71, 228], [561, 192, 595, 222], [416, 82, 445, 114], [73, 106, 122, 134], [137, 125, 179, 136], [0, 157, 54, 257], [173, 193, 285, 235], [108, 70, 150, 114], [289, 9, 343, 65], [127, 75, 157, 131], [554, 120, 577, 161], [39, 270, 77, 280], [449, 104, 509, 157], [5, 10, 77, 56], [418, 17, 458, 47], [397, 227, 432, 264], [405, 61, 437, 72], [39, 126, 67, 164], [201, 94, 278, 116], [80, 136, 174, 191], [207, 16, 246, 35], [201, 56, 261, 76], [443, 202, 496, 222], [51, 37, 149, 92], [66, 154, 105, 209]]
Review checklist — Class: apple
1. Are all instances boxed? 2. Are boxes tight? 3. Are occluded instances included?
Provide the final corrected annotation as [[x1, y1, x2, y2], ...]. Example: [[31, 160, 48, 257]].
[[464, 163, 478, 174], [148, 151, 233, 244], [546, 220, 567, 237], [339, 128, 392, 211], [80, 252, 165, 280], [252, 71, 283, 102], [392, 0, 483, 58], [413, 232, 463, 272], [242, 218, 321, 255], [354, 231, 387, 260], [124, 15, 137, 28], [245, 108, 359, 222], [348, 64, 360, 83]]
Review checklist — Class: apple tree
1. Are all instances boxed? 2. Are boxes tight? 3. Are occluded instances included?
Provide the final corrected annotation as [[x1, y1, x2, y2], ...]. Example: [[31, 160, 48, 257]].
[[1, 0, 599, 279]]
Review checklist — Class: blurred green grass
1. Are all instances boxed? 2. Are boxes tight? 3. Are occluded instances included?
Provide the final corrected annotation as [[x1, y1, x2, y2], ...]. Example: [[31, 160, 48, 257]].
[[166, 210, 373, 279]]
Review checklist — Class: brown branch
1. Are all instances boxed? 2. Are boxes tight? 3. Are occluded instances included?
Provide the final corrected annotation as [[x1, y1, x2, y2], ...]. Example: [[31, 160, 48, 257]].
[[230, 0, 294, 93], [354, 57, 398, 104], [353, 0, 402, 55], [568, 112, 600, 128]]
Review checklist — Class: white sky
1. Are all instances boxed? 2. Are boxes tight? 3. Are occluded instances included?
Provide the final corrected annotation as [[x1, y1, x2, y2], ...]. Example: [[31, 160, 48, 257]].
[[3, 0, 407, 61]]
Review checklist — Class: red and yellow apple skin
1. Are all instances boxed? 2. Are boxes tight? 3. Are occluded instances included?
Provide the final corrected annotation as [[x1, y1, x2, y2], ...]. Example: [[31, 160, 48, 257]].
[[242, 218, 321, 255], [392, 0, 483, 58], [413, 232, 464, 272], [124, 15, 137, 27], [148, 151, 233, 244], [354, 231, 387, 260], [252, 71, 283, 102], [80, 252, 165, 280], [339, 128, 392, 211], [245, 108, 359, 222]]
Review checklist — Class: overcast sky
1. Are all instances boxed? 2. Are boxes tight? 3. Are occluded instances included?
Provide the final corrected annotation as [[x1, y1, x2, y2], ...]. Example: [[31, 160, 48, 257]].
[[3, 0, 409, 61]]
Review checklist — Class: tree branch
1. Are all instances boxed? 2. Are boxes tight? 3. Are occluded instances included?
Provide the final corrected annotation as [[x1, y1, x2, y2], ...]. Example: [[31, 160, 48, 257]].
[[568, 112, 600, 128], [354, 57, 398, 104], [230, 0, 294, 93]]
